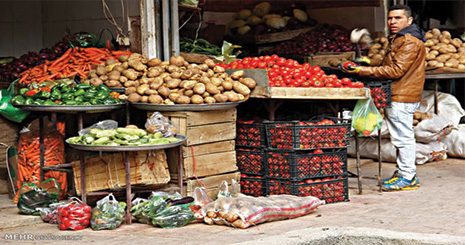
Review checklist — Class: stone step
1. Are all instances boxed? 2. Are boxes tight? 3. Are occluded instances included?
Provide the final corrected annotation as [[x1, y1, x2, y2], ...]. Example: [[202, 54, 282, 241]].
[[0, 194, 43, 230]]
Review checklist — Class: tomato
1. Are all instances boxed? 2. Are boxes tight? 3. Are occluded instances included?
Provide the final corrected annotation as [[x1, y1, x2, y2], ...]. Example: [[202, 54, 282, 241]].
[[61, 209, 69, 217], [59, 223, 67, 230], [271, 54, 279, 61], [312, 66, 322, 73], [82, 205, 91, 213], [263, 55, 271, 61], [302, 63, 311, 70], [266, 60, 275, 67], [313, 149, 323, 154], [276, 57, 286, 66], [285, 59, 296, 68], [333, 80, 342, 87], [313, 80, 323, 87]]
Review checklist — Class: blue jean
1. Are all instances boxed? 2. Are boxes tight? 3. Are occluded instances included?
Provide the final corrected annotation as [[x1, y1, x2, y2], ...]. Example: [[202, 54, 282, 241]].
[[384, 102, 420, 180]]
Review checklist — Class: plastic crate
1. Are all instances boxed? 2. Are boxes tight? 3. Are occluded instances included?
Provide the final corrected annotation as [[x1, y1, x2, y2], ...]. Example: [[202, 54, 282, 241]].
[[236, 120, 266, 148], [265, 118, 351, 150], [364, 80, 392, 109], [236, 148, 266, 175], [268, 176, 348, 204], [240, 175, 267, 197], [266, 149, 347, 180]]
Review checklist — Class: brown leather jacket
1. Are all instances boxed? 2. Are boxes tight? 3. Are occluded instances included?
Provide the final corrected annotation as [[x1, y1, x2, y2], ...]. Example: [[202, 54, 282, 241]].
[[359, 29, 426, 103]]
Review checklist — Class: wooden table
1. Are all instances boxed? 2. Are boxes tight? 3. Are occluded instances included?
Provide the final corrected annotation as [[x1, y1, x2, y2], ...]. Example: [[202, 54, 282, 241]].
[[425, 72, 465, 114]]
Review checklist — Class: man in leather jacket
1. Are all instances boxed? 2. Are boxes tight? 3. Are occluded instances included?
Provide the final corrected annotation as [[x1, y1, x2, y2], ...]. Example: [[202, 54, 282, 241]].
[[340, 4, 426, 191]]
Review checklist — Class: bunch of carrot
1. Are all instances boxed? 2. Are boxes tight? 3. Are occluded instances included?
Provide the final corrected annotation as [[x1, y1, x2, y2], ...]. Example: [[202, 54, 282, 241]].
[[18, 47, 131, 85], [15, 128, 67, 203]]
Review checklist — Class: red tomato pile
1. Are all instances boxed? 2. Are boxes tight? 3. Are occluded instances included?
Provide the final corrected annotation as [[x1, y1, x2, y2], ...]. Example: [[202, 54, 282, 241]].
[[370, 87, 388, 108], [269, 176, 346, 203], [236, 148, 265, 175], [267, 151, 345, 179], [219, 55, 364, 88], [240, 174, 265, 197], [236, 120, 264, 147], [58, 202, 91, 231], [267, 119, 350, 150]]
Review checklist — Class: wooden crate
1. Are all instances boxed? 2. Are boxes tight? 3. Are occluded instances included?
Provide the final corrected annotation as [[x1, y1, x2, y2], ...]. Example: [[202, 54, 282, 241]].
[[72, 150, 170, 195], [168, 171, 240, 198], [152, 108, 237, 146], [307, 52, 355, 67], [166, 140, 237, 179]]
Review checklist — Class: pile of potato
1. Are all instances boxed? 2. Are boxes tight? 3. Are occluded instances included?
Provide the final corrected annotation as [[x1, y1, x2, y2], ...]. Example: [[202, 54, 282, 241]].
[[413, 111, 433, 126], [84, 53, 256, 104], [366, 37, 389, 66], [424, 29, 465, 70]]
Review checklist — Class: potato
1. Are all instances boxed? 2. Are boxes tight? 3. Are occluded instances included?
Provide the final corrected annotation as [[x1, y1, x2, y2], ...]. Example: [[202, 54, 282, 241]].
[[451, 38, 462, 48], [204, 96, 216, 104], [233, 81, 251, 95], [125, 87, 137, 95], [127, 93, 141, 103], [105, 70, 120, 81], [205, 83, 220, 94], [198, 64, 209, 71], [128, 59, 147, 72], [211, 77, 223, 86], [432, 28, 441, 36], [123, 69, 139, 80], [96, 66, 107, 75], [458, 64, 465, 70], [191, 94, 204, 104], [224, 91, 239, 102], [445, 59, 459, 68], [424, 32, 434, 40], [202, 92, 211, 98], [176, 95, 191, 104], [193, 83, 206, 94], [199, 76, 211, 84], [147, 68, 160, 78], [436, 54, 452, 63], [425, 53, 437, 61], [451, 53, 461, 60], [424, 39, 435, 47], [148, 58, 162, 67], [213, 66, 225, 73], [99, 75, 108, 81], [118, 55, 129, 62], [206, 69, 215, 78], [184, 89, 194, 97], [169, 93, 181, 102], [230, 70, 244, 79], [90, 77, 103, 87], [379, 37, 388, 44], [429, 50, 439, 56], [221, 80, 233, 90], [158, 86, 171, 98], [140, 95, 149, 103], [166, 79, 181, 89], [164, 98, 175, 105], [169, 56, 185, 67], [370, 43, 382, 50], [170, 71, 182, 79], [213, 94, 228, 103], [119, 75, 128, 84], [204, 59, 216, 68], [148, 95, 163, 104], [105, 80, 121, 87], [427, 60, 439, 68], [441, 30, 452, 39], [239, 77, 256, 89], [145, 89, 158, 95], [112, 64, 125, 73], [439, 36, 450, 44], [181, 70, 194, 79], [137, 84, 150, 95], [459, 56, 465, 65], [182, 80, 197, 90]]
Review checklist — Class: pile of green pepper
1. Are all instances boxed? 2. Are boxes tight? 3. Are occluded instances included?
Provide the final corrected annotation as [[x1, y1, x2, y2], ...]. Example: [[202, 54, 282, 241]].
[[11, 82, 122, 106]]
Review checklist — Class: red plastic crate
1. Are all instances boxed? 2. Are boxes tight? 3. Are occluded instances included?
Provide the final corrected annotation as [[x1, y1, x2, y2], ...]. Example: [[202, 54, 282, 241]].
[[240, 175, 267, 197], [236, 148, 266, 175], [236, 120, 266, 148], [266, 150, 347, 180], [265, 118, 351, 150], [268, 176, 348, 204]]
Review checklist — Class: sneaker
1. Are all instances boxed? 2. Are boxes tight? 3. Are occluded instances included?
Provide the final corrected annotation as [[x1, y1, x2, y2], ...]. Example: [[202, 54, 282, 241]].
[[382, 171, 421, 187], [382, 175, 420, 191]]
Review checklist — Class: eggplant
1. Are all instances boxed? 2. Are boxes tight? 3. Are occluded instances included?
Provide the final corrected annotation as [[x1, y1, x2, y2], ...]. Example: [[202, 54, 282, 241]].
[[171, 197, 194, 206]]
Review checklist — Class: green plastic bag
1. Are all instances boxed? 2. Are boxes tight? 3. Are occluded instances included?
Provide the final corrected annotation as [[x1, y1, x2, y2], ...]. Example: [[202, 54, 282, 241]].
[[17, 179, 60, 215], [351, 96, 383, 136], [0, 81, 29, 123]]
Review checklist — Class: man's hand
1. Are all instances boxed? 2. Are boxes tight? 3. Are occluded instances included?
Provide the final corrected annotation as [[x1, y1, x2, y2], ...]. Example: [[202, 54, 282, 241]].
[[353, 56, 371, 66], [338, 62, 361, 74]]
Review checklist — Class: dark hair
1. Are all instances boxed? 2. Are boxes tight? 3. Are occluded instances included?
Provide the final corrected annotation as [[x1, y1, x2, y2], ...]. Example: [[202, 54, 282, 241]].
[[389, 4, 412, 18]]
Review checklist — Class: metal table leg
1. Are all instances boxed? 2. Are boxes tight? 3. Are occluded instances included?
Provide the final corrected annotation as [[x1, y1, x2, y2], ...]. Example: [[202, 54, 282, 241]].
[[79, 151, 86, 204], [124, 152, 132, 224], [377, 128, 383, 192], [355, 133, 362, 194], [434, 80, 438, 114], [178, 145, 184, 196]]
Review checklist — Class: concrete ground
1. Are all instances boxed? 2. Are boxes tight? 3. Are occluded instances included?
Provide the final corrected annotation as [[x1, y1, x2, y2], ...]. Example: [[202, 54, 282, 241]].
[[0, 157, 464, 244]]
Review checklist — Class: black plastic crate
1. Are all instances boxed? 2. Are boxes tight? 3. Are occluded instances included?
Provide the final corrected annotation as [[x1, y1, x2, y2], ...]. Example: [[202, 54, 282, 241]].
[[236, 148, 266, 175], [364, 80, 392, 109], [240, 175, 267, 197], [268, 176, 348, 204], [236, 120, 266, 148], [265, 118, 351, 150], [266, 149, 347, 180]]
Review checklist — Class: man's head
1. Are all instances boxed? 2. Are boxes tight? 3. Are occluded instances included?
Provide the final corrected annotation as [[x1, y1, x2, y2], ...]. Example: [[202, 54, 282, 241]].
[[388, 4, 413, 34]]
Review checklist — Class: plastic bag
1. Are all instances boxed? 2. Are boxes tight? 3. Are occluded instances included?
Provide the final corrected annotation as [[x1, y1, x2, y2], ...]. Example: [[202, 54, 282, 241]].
[[78, 119, 118, 136], [0, 82, 29, 122], [91, 194, 126, 230], [37, 199, 74, 224], [17, 179, 60, 215], [130, 198, 151, 224], [145, 112, 176, 137], [351, 97, 383, 136], [151, 205, 196, 229], [57, 197, 91, 231], [414, 114, 457, 143], [193, 187, 213, 208], [200, 195, 324, 229], [215, 179, 242, 200]]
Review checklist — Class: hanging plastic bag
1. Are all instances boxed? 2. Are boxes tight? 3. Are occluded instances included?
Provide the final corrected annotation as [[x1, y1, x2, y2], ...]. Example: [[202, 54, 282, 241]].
[[17, 178, 60, 215], [91, 194, 126, 230], [0, 82, 29, 123], [351, 97, 383, 136]]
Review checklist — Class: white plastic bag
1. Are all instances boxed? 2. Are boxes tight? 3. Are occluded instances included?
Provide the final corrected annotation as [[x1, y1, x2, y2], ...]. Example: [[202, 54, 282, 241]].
[[414, 114, 457, 143], [418, 90, 465, 126], [442, 124, 465, 157]]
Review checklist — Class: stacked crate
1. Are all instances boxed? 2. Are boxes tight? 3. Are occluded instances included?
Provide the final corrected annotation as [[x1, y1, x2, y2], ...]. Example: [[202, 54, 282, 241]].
[[236, 120, 267, 197], [236, 117, 350, 204], [160, 108, 240, 198]]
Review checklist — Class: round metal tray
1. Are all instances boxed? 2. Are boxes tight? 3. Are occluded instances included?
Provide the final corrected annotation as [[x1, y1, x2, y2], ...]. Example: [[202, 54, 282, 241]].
[[109, 87, 125, 93], [12, 102, 126, 113], [66, 134, 187, 152], [130, 101, 243, 111]]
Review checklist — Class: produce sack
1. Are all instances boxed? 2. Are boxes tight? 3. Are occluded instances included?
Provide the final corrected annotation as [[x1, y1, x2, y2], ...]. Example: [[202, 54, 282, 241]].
[[351, 97, 383, 136], [418, 90, 465, 126], [91, 194, 126, 230], [414, 114, 457, 143], [442, 124, 465, 157], [57, 197, 91, 231], [0, 82, 29, 123], [199, 194, 324, 229], [17, 178, 59, 215]]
